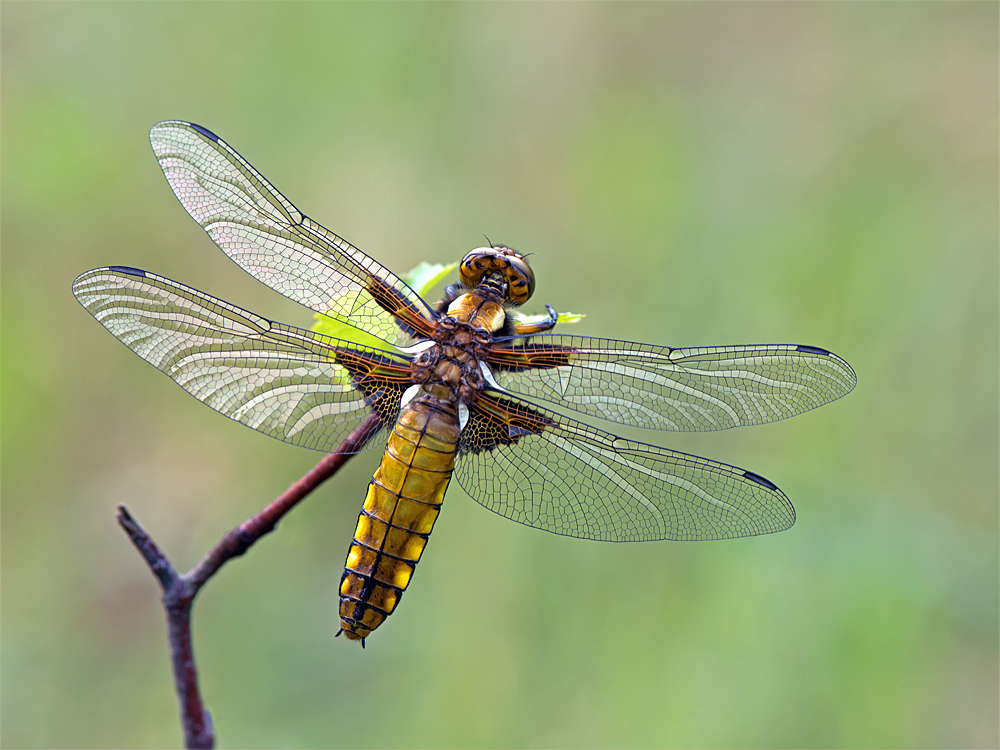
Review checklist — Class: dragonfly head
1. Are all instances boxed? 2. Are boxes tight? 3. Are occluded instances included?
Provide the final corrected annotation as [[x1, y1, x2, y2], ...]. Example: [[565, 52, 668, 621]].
[[459, 246, 535, 306]]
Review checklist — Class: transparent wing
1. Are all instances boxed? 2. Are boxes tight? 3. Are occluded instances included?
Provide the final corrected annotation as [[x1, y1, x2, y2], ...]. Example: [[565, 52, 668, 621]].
[[72, 266, 417, 454], [485, 336, 857, 432], [149, 121, 437, 345], [456, 392, 794, 542]]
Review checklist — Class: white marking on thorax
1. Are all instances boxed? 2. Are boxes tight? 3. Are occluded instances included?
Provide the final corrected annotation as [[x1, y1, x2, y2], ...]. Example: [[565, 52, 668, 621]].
[[397, 340, 436, 355], [458, 403, 469, 430], [400, 384, 422, 408], [479, 361, 503, 391]]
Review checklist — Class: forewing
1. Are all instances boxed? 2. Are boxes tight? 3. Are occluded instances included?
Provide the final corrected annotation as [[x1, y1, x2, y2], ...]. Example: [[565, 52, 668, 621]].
[[485, 336, 857, 432], [456, 392, 794, 542], [149, 121, 436, 345], [72, 267, 416, 454]]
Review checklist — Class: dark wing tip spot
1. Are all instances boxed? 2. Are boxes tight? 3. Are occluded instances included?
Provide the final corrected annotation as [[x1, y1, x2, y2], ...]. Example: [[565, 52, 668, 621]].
[[796, 345, 832, 356], [107, 266, 147, 277], [187, 123, 220, 142], [743, 470, 779, 491]]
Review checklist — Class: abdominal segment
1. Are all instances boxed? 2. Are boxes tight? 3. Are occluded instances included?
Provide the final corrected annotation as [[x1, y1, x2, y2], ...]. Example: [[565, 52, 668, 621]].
[[339, 397, 460, 643]]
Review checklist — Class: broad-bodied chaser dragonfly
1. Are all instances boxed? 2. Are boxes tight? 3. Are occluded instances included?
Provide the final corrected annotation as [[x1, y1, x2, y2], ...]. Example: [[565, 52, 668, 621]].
[[74, 122, 856, 644]]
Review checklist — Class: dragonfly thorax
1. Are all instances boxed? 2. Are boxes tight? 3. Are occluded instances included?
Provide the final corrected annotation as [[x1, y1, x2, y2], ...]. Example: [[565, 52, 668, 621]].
[[412, 319, 491, 405], [444, 292, 507, 334]]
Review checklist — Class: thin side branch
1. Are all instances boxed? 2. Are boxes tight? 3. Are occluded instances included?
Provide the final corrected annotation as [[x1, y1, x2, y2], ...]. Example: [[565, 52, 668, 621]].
[[118, 412, 381, 749], [117, 505, 180, 591]]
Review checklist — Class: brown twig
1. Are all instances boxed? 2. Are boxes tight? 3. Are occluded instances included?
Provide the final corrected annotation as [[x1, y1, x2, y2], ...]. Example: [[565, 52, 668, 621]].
[[117, 412, 381, 749]]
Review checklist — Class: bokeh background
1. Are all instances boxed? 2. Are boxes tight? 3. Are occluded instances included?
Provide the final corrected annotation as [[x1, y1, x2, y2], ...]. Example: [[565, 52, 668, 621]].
[[2, 3, 997, 748]]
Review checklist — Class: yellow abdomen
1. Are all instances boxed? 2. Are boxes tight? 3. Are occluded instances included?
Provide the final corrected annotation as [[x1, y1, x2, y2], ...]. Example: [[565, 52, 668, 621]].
[[338, 393, 460, 643]]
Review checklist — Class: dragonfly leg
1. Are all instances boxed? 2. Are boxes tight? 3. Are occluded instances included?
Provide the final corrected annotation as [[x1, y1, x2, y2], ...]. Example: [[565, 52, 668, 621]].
[[512, 304, 558, 335]]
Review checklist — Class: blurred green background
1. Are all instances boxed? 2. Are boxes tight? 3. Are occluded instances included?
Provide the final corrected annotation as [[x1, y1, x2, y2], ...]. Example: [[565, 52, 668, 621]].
[[2, 3, 997, 748]]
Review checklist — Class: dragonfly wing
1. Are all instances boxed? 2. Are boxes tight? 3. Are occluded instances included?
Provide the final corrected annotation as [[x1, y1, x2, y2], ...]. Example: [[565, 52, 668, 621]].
[[485, 336, 857, 432], [73, 267, 416, 454], [149, 121, 437, 345], [455, 391, 795, 542]]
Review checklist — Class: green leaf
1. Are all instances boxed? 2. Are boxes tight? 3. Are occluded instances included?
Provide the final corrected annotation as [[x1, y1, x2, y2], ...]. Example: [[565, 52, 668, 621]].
[[404, 261, 459, 297], [311, 261, 458, 350], [312, 260, 584, 347], [311, 312, 394, 351]]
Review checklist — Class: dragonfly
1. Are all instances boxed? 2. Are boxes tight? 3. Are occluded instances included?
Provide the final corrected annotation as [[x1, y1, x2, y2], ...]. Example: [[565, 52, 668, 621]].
[[73, 121, 856, 645]]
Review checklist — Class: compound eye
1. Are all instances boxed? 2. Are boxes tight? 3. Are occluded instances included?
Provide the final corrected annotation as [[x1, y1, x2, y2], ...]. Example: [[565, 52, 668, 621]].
[[458, 246, 535, 304], [459, 248, 493, 288], [505, 255, 535, 305]]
